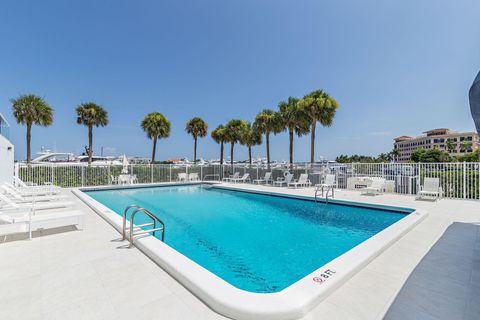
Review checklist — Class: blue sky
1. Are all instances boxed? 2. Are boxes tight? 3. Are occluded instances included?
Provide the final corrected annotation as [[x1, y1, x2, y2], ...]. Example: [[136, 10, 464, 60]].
[[1, 0, 479, 161]]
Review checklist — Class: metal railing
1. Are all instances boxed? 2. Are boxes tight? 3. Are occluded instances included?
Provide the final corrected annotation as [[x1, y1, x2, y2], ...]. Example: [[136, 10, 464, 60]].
[[122, 205, 165, 248], [14, 162, 480, 200]]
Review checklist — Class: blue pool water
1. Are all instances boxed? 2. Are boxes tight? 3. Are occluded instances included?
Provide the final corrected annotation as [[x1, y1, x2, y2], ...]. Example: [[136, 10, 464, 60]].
[[85, 185, 410, 293]]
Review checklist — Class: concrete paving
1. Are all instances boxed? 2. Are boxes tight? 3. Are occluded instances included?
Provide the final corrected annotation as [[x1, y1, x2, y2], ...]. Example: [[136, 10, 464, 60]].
[[0, 184, 479, 320]]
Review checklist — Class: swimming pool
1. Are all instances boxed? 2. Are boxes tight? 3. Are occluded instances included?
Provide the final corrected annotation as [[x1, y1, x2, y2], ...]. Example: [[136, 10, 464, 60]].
[[75, 183, 426, 319]]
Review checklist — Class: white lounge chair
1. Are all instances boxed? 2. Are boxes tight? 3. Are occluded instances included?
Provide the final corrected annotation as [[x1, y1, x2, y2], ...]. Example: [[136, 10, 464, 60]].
[[13, 176, 61, 190], [361, 178, 385, 196], [0, 209, 84, 239], [1, 185, 67, 203], [0, 193, 73, 211], [231, 173, 250, 183], [177, 173, 188, 182], [188, 173, 200, 181], [417, 177, 441, 201], [222, 172, 240, 182], [110, 175, 119, 185], [273, 173, 294, 187], [253, 172, 272, 185], [288, 174, 312, 188]]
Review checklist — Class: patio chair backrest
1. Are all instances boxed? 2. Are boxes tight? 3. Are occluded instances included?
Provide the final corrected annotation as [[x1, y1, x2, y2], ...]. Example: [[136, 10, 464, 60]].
[[298, 173, 309, 183], [285, 173, 294, 183], [13, 176, 27, 188], [178, 173, 187, 180], [264, 172, 272, 181], [232, 172, 240, 178], [423, 177, 440, 192], [241, 173, 249, 180], [324, 174, 335, 185]]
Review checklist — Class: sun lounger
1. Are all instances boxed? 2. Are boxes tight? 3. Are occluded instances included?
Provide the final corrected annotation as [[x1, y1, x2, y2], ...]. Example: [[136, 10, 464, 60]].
[[288, 173, 312, 188], [222, 172, 240, 182], [361, 178, 385, 196], [253, 172, 272, 184], [0, 209, 84, 239], [188, 173, 200, 181], [231, 173, 250, 183], [1, 185, 67, 203], [0, 193, 72, 211], [417, 177, 441, 201], [273, 173, 293, 187]]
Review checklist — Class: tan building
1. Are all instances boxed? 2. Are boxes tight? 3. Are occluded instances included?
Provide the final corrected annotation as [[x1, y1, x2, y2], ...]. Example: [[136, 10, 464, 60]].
[[394, 128, 479, 162]]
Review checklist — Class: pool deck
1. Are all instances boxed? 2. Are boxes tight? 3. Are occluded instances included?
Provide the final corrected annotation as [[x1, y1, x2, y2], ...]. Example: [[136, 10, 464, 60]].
[[1, 183, 479, 320]]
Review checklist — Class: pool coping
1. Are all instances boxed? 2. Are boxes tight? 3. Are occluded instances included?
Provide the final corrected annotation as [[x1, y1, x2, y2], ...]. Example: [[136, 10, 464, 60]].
[[72, 182, 428, 320]]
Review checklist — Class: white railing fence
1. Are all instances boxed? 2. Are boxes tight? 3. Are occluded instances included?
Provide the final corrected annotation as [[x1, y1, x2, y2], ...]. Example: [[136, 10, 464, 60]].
[[14, 162, 480, 200]]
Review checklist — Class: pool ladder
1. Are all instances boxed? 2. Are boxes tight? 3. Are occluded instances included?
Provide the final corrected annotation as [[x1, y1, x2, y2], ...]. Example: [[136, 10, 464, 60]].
[[314, 186, 334, 204], [122, 205, 165, 248]]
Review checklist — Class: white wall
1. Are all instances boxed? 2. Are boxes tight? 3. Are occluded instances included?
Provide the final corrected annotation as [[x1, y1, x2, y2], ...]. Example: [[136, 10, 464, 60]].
[[0, 134, 14, 184]]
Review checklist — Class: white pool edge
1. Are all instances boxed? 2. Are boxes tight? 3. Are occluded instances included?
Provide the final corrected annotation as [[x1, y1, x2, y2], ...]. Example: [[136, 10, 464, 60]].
[[72, 183, 428, 320]]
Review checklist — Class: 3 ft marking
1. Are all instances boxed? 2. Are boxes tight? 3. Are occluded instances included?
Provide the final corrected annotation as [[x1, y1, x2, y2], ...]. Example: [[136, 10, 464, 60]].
[[313, 269, 336, 285]]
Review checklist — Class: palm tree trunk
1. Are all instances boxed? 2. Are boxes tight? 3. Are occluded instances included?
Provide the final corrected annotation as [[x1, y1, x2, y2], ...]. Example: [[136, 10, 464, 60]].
[[266, 131, 270, 169], [230, 142, 234, 170], [194, 137, 197, 163], [310, 122, 316, 164], [152, 137, 157, 163], [248, 146, 252, 166], [88, 125, 93, 165], [220, 141, 224, 165], [289, 129, 294, 168], [26, 123, 32, 163]]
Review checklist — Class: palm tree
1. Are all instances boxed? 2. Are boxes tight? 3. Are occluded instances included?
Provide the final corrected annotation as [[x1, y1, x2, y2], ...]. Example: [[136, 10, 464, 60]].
[[211, 125, 226, 165], [11, 94, 54, 163], [298, 90, 339, 164], [390, 148, 400, 162], [141, 112, 171, 163], [75, 103, 109, 165], [240, 122, 262, 166], [254, 109, 280, 169], [278, 97, 309, 167], [185, 117, 208, 163], [224, 119, 247, 167], [460, 141, 473, 152], [446, 139, 456, 153]]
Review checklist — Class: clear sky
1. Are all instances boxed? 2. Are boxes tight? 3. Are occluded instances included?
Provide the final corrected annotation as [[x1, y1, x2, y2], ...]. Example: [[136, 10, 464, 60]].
[[1, 0, 479, 161]]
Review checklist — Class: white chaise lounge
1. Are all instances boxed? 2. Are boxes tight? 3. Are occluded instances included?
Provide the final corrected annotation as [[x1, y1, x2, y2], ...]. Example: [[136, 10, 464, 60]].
[[0, 209, 84, 240], [417, 177, 442, 201], [253, 172, 272, 185], [0, 193, 72, 211], [288, 174, 312, 188], [361, 178, 386, 196], [231, 173, 250, 183], [273, 173, 294, 187], [222, 172, 240, 182]]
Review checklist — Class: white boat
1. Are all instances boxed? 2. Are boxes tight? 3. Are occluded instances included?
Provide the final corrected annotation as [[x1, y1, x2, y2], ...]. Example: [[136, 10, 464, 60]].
[[30, 151, 122, 166]]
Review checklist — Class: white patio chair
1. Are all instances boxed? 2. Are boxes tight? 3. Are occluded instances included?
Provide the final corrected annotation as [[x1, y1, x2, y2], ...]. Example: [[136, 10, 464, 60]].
[[253, 172, 272, 184], [188, 173, 200, 181], [273, 173, 294, 187], [361, 178, 386, 196], [177, 173, 188, 182], [288, 173, 312, 188], [231, 173, 250, 183], [0, 208, 84, 240], [1, 185, 67, 203], [13, 176, 61, 191], [0, 192, 73, 211], [417, 177, 441, 201], [222, 172, 239, 182]]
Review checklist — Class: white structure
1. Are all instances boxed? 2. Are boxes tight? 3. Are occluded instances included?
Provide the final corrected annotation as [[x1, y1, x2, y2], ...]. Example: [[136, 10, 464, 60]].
[[0, 113, 14, 185]]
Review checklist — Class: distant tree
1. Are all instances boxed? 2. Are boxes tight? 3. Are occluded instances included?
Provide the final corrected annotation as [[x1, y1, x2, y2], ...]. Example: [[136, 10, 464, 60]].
[[211, 125, 227, 165], [411, 147, 451, 163], [141, 112, 171, 163], [298, 90, 339, 164], [377, 153, 390, 162], [460, 141, 473, 152], [277, 97, 309, 168], [224, 119, 247, 167], [75, 102, 109, 165], [456, 149, 480, 162], [11, 94, 54, 163], [240, 122, 262, 165], [185, 117, 208, 163], [446, 139, 456, 153], [390, 148, 400, 162], [254, 109, 280, 169]]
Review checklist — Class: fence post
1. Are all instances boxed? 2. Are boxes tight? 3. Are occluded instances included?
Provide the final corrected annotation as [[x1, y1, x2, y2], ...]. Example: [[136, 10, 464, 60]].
[[463, 161, 467, 199], [81, 166, 85, 187], [201, 165, 203, 181], [169, 164, 172, 182]]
